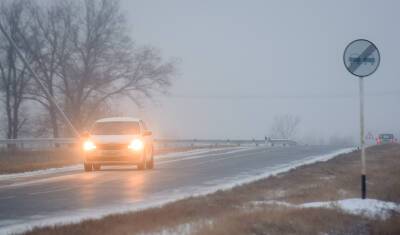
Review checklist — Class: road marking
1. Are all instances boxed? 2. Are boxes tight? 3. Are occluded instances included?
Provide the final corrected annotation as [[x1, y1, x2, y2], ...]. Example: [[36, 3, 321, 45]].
[[0, 173, 87, 189], [157, 148, 257, 165], [0, 195, 15, 200], [187, 151, 265, 167], [28, 187, 75, 196], [0, 165, 82, 181]]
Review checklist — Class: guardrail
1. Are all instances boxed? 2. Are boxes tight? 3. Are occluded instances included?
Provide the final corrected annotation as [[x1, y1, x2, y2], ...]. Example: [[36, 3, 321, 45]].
[[0, 138, 267, 151], [0, 138, 298, 151]]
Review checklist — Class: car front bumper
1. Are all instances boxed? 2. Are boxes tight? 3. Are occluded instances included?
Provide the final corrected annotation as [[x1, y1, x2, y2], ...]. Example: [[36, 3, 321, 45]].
[[84, 149, 144, 165]]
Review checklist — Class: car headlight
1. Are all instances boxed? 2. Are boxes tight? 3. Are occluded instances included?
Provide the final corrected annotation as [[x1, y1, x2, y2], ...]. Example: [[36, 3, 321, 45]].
[[128, 139, 144, 151], [83, 140, 96, 151]]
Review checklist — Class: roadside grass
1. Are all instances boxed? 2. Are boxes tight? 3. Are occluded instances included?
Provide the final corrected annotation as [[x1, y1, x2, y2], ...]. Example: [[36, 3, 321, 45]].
[[195, 206, 400, 235], [0, 149, 82, 174], [23, 144, 400, 235], [0, 146, 224, 174]]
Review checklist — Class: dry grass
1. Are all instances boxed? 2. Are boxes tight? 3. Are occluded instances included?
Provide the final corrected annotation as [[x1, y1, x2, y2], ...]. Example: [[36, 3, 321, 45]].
[[197, 207, 400, 235], [23, 144, 400, 235], [196, 207, 372, 235], [0, 149, 82, 174]]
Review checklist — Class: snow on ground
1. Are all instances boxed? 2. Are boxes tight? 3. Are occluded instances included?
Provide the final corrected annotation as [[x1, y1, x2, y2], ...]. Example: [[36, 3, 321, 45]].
[[0, 147, 355, 234], [0, 164, 82, 181], [302, 198, 400, 220], [138, 219, 213, 235], [253, 198, 400, 220]]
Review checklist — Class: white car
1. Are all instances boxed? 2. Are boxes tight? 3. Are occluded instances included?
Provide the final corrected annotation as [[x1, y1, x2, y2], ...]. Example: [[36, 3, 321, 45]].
[[82, 117, 154, 171]]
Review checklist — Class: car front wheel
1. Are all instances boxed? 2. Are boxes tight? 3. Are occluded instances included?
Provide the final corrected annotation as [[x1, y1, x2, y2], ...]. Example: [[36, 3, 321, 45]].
[[147, 148, 154, 169], [137, 154, 146, 170], [84, 163, 92, 172], [93, 164, 101, 171]]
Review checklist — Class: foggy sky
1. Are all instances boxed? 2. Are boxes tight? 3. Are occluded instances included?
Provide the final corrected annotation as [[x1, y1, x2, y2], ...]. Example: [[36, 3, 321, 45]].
[[119, 0, 400, 141]]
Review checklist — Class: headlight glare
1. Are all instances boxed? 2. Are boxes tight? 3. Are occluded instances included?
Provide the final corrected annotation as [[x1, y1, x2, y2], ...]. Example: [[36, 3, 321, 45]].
[[128, 139, 144, 151], [83, 140, 96, 151]]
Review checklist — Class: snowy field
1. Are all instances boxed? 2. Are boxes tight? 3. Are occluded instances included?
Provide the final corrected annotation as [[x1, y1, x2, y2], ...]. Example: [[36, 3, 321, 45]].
[[254, 199, 400, 220]]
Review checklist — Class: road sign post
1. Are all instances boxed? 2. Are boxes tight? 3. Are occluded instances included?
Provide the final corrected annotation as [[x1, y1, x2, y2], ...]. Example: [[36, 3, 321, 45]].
[[343, 39, 380, 199], [359, 77, 366, 199]]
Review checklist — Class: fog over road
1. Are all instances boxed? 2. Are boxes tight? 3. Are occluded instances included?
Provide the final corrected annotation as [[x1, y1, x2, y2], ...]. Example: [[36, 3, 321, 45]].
[[0, 146, 350, 234]]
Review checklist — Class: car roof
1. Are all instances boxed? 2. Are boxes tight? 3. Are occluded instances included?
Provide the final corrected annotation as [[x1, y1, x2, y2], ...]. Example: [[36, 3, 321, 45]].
[[95, 117, 141, 123]]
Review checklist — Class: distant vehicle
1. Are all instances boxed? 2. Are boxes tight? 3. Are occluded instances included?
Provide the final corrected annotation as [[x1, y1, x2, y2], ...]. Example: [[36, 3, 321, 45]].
[[82, 117, 154, 171], [376, 134, 396, 145]]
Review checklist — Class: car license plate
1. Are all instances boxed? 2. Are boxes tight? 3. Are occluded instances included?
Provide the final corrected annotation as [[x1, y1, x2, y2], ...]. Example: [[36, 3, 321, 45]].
[[101, 150, 119, 156]]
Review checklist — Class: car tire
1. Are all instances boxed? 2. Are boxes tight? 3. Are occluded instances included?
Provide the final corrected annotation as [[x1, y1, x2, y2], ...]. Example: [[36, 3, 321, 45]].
[[137, 154, 146, 170], [147, 148, 154, 170], [84, 163, 92, 172], [93, 164, 101, 171]]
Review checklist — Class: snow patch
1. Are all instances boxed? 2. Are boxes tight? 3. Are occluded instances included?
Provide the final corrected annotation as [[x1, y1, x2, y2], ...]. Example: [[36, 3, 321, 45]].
[[139, 219, 212, 235], [251, 199, 400, 220], [301, 198, 400, 220], [0, 165, 82, 181]]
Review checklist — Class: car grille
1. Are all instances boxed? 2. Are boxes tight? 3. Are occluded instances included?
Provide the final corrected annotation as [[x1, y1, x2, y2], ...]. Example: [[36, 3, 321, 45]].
[[97, 143, 128, 150]]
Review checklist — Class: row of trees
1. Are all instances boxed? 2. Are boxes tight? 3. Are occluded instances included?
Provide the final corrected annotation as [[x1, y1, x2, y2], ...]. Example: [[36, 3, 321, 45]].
[[0, 0, 177, 138], [269, 114, 301, 139]]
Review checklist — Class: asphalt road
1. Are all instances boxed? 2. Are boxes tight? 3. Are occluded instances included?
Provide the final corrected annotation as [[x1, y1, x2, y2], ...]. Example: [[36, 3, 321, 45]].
[[0, 145, 347, 233]]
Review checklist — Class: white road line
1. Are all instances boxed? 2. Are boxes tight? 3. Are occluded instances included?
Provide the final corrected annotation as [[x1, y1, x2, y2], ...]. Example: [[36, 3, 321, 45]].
[[0, 165, 82, 181], [0, 195, 15, 200], [155, 148, 236, 160], [0, 174, 86, 189], [28, 187, 75, 196], [187, 151, 264, 167], [157, 148, 256, 165]]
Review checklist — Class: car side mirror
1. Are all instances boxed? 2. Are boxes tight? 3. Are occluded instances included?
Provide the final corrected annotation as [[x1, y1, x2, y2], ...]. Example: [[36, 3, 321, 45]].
[[82, 131, 90, 139], [142, 130, 152, 136]]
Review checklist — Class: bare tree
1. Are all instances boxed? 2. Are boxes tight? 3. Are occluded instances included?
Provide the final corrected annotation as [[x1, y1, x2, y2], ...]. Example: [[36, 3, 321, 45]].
[[20, 0, 77, 138], [269, 114, 301, 139], [63, 0, 176, 131], [0, 0, 31, 139], [20, 0, 177, 136]]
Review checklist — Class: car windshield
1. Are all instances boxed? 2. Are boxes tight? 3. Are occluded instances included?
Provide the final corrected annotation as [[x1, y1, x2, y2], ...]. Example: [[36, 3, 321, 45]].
[[91, 121, 140, 135], [380, 134, 394, 140]]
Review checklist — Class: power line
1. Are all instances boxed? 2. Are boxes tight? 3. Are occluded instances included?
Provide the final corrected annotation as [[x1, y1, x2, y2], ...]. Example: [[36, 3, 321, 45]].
[[162, 91, 400, 100]]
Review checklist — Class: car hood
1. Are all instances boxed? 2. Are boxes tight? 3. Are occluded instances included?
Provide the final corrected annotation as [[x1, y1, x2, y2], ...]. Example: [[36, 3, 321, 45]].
[[90, 135, 140, 144]]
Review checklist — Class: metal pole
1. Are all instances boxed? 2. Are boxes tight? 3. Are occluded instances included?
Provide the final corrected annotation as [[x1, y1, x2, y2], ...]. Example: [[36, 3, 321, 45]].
[[359, 77, 366, 199], [0, 20, 80, 138]]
